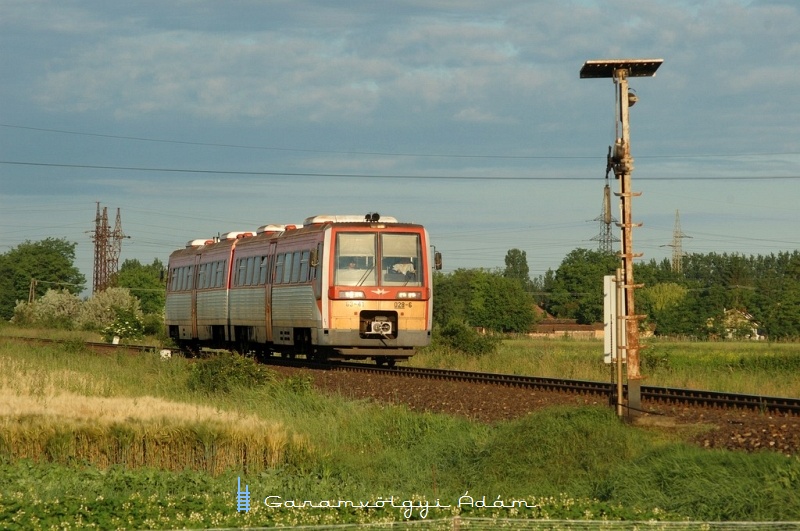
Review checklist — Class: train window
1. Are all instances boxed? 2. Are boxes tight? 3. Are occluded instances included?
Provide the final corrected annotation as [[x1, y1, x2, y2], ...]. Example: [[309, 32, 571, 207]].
[[275, 254, 284, 284], [245, 256, 256, 285], [290, 251, 302, 283], [381, 233, 422, 286], [233, 259, 243, 286], [182, 266, 194, 291], [283, 252, 294, 284], [299, 250, 310, 282], [258, 256, 269, 285], [212, 261, 223, 288], [335, 233, 376, 286], [197, 263, 206, 289]]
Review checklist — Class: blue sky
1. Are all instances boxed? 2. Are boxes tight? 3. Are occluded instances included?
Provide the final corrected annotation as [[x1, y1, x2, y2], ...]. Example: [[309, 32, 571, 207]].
[[1, 0, 798, 293]]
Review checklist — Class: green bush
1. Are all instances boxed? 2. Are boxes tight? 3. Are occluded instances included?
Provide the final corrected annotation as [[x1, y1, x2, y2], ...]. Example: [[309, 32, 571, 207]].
[[187, 352, 274, 394], [435, 320, 500, 357], [141, 313, 164, 338]]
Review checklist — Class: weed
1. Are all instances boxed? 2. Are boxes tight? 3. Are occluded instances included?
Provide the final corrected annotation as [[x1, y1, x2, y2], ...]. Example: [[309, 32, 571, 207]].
[[187, 351, 274, 395]]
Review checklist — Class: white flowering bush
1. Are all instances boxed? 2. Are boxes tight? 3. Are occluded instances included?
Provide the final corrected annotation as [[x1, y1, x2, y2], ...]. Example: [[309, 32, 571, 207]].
[[11, 289, 81, 328], [76, 287, 143, 332], [101, 307, 145, 342]]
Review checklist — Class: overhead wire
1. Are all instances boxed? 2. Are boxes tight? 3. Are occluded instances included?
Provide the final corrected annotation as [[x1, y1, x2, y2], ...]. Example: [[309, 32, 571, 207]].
[[3, 123, 799, 160], [1, 160, 798, 181]]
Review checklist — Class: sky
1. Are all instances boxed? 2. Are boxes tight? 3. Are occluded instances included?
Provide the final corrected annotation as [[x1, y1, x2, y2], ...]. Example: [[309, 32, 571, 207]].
[[1, 0, 799, 295]]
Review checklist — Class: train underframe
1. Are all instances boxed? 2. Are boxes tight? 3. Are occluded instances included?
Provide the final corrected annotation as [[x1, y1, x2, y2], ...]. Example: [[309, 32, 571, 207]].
[[168, 323, 423, 367]]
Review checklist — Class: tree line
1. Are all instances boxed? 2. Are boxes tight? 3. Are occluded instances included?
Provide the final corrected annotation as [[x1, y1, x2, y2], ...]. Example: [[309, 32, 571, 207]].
[[3, 238, 799, 340], [532, 248, 800, 340]]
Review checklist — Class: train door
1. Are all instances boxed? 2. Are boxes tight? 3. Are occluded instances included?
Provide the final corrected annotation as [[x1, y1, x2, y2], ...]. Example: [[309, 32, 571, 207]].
[[191, 253, 200, 340], [265, 240, 278, 343]]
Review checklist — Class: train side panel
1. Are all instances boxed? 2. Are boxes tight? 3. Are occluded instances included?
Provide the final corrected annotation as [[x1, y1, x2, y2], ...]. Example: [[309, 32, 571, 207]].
[[228, 234, 273, 345], [165, 248, 199, 341]]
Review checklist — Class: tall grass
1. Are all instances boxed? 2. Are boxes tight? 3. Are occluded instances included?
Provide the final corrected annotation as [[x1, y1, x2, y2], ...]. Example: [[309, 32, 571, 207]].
[[412, 337, 800, 397], [0, 340, 307, 474], [2, 331, 800, 526]]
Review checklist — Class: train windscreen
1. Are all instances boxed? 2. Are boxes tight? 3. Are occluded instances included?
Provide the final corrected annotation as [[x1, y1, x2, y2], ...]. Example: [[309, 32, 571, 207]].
[[334, 232, 422, 287]]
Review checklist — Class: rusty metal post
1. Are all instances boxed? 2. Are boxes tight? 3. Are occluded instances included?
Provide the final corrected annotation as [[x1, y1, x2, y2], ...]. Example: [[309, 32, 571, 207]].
[[581, 59, 662, 418], [613, 67, 644, 415], [615, 268, 625, 418]]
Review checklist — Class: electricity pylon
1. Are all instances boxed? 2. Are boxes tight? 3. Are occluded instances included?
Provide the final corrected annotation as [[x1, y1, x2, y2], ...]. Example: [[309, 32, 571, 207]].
[[90, 202, 127, 293]]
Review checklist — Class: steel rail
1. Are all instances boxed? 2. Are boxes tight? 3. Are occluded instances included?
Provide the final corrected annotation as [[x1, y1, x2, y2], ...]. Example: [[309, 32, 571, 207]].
[[326, 361, 800, 416]]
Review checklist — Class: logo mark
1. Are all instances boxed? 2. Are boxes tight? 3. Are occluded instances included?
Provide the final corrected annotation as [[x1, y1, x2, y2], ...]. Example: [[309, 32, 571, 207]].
[[236, 477, 251, 513], [371, 288, 389, 295]]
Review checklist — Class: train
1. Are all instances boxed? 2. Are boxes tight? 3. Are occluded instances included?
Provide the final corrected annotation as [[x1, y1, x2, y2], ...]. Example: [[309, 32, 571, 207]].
[[165, 213, 440, 365]]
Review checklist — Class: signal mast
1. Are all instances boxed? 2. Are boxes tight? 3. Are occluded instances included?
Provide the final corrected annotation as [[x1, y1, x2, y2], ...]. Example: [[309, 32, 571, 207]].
[[580, 58, 663, 416]]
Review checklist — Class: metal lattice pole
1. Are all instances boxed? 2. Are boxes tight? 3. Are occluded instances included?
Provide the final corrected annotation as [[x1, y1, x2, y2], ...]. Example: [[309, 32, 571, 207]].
[[90, 203, 126, 294]]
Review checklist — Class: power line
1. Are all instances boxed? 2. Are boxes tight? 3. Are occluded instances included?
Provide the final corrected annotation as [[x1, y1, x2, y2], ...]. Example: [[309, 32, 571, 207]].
[[2, 160, 799, 181], [3, 123, 799, 160]]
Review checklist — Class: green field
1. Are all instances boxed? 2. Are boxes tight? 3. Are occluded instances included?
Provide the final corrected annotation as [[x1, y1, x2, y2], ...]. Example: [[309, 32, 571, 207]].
[[1, 330, 800, 528]]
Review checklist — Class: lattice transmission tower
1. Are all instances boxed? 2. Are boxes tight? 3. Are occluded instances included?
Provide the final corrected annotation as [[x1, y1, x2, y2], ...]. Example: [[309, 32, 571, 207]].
[[591, 173, 619, 254], [90, 202, 127, 293], [665, 209, 690, 273]]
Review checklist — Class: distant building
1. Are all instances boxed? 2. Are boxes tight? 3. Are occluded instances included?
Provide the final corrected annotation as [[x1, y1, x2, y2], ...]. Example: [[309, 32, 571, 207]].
[[708, 308, 763, 340], [530, 318, 604, 339]]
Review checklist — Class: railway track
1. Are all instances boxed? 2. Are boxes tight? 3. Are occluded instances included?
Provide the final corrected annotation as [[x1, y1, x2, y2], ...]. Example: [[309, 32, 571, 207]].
[[5, 335, 799, 416], [2, 335, 160, 356], [267, 358, 800, 416]]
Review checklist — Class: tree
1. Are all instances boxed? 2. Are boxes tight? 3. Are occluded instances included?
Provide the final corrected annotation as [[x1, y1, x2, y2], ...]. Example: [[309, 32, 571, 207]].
[[113, 258, 166, 315], [433, 268, 536, 333], [543, 248, 618, 324], [638, 282, 688, 336], [503, 248, 531, 290], [0, 238, 85, 320]]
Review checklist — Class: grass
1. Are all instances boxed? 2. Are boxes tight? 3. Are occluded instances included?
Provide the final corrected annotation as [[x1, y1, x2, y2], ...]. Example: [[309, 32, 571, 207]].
[[411, 336, 800, 397], [2, 327, 800, 527]]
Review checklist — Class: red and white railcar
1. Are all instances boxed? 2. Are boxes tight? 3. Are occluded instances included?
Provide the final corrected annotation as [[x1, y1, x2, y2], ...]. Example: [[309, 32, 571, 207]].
[[165, 214, 438, 365]]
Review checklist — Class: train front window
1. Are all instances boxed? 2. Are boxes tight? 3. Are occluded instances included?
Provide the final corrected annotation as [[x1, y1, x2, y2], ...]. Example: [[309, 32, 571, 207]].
[[335, 233, 377, 286], [381, 233, 422, 286], [334, 232, 423, 287]]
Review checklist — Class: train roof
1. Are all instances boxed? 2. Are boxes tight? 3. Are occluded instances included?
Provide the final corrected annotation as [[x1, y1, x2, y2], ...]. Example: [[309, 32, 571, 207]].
[[175, 214, 414, 253], [303, 214, 399, 225]]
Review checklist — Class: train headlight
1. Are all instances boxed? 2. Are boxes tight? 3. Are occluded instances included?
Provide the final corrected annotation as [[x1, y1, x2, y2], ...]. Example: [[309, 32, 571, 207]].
[[397, 291, 421, 299], [370, 321, 392, 334], [341, 290, 365, 299]]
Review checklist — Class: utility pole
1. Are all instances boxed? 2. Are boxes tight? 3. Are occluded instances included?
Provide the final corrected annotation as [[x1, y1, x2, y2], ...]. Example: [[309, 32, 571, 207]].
[[581, 58, 662, 416], [28, 278, 38, 303]]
